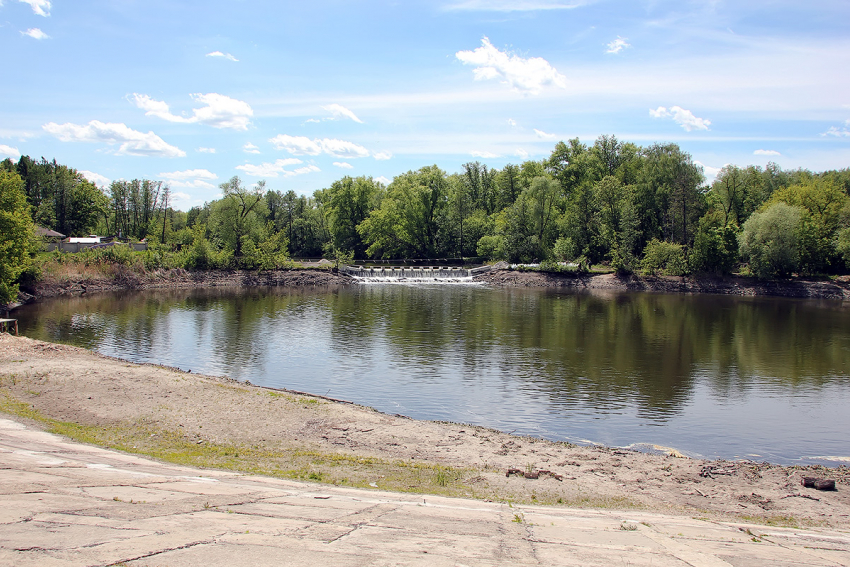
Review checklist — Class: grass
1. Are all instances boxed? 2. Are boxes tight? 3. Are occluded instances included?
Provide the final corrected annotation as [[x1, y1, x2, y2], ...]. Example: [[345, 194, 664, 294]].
[[0, 391, 476, 498]]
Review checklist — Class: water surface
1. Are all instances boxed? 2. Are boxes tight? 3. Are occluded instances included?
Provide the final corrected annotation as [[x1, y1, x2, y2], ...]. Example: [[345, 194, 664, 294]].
[[15, 284, 850, 465]]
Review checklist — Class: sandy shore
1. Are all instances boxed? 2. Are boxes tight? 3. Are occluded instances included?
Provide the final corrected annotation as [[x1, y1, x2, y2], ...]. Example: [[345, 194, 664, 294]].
[[1, 333, 848, 530]]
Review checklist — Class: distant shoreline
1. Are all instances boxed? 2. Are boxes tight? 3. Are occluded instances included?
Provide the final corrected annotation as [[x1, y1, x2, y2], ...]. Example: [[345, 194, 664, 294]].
[[7, 266, 850, 309]]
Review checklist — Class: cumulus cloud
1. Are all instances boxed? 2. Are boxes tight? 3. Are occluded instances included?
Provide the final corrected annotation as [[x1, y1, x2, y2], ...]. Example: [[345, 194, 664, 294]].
[[323, 104, 364, 124], [695, 161, 727, 183], [754, 149, 781, 156], [375, 176, 391, 186], [21, 28, 49, 39], [235, 158, 314, 178], [534, 128, 556, 139], [445, 0, 590, 11], [515, 148, 529, 160], [243, 142, 261, 154], [79, 170, 110, 187], [606, 36, 630, 54], [373, 151, 393, 161], [650, 106, 711, 132], [19, 0, 51, 16], [132, 93, 253, 131], [269, 134, 370, 159], [0, 144, 20, 158], [507, 118, 518, 127], [206, 51, 238, 62], [455, 37, 566, 95], [471, 150, 499, 159], [333, 162, 354, 169], [197, 147, 216, 153], [42, 120, 186, 158]]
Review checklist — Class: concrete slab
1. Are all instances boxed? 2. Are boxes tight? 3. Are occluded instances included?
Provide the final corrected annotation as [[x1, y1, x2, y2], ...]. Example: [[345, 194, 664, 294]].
[[1, 416, 848, 566]]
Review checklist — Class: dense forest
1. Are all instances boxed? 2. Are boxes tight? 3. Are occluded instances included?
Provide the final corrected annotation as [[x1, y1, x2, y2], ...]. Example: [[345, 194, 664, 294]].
[[3, 136, 850, 292]]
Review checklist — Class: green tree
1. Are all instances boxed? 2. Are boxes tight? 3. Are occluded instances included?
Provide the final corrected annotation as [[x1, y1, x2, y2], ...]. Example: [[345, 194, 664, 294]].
[[211, 176, 266, 260], [0, 171, 34, 304], [739, 202, 803, 278], [323, 176, 383, 258], [358, 166, 449, 258]]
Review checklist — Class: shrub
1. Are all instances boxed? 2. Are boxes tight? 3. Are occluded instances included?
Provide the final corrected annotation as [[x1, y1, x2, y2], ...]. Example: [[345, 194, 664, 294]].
[[641, 239, 687, 276]]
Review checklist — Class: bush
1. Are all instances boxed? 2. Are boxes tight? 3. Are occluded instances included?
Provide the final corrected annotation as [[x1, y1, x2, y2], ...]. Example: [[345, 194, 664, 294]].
[[641, 239, 687, 276], [476, 235, 505, 260], [835, 227, 850, 269], [739, 202, 803, 278]]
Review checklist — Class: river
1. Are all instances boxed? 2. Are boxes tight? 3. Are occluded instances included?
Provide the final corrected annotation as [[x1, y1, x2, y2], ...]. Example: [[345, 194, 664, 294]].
[[15, 283, 850, 465]]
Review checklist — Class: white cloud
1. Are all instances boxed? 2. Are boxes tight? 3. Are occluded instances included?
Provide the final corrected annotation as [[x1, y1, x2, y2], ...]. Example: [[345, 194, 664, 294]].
[[235, 158, 310, 178], [159, 169, 218, 181], [21, 28, 49, 39], [165, 179, 217, 189], [514, 148, 529, 160], [319, 138, 370, 158], [507, 118, 517, 127], [753, 149, 781, 156], [455, 37, 567, 95], [534, 128, 556, 139], [445, 0, 590, 11], [206, 51, 238, 62], [243, 142, 261, 154], [303, 118, 321, 124], [0, 144, 20, 158], [42, 120, 186, 158], [269, 134, 370, 158], [471, 150, 499, 159], [606, 36, 630, 55], [293, 165, 321, 175], [323, 103, 364, 124], [373, 151, 393, 161], [132, 93, 253, 131], [79, 170, 110, 187], [333, 162, 354, 169], [19, 0, 50, 16], [375, 176, 391, 186], [269, 135, 322, 155], [197, 147, 216, 153], [650, 106, 711, 131], [822, 125, 850, 137], [695, 161, 727, 183]]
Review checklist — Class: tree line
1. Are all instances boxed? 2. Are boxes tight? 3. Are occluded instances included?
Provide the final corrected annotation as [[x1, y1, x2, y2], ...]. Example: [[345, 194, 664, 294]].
[[2, 136, 850, 295]]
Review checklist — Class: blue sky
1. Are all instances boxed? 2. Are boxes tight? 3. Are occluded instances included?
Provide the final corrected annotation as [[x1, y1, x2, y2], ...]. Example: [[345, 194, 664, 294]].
[[2, 0, 849, 210]]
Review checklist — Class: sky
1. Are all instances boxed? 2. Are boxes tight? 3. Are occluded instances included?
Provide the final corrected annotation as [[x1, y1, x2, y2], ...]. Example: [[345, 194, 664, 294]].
[[2, 0, 849, 211]]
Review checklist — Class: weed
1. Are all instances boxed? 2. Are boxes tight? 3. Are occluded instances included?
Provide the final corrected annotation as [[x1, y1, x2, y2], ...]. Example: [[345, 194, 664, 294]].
[[620, 522, 638, 531]]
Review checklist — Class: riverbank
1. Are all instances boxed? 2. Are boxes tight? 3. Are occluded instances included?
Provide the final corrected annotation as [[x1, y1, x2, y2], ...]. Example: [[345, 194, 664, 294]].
[[475, 270, 850, 300], [1, 333, 848, 529], [9, 266, 850, 309]]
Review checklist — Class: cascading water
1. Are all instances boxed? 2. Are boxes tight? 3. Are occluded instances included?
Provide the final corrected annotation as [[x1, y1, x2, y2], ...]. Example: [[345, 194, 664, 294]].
[[341, 265, 489, 283]]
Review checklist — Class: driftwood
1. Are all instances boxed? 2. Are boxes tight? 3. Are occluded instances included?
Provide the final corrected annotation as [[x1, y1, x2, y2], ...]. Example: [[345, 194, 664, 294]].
[[802, 477, 837, 491], [699, 464, 737, 479], [506, 468, 564, 481]]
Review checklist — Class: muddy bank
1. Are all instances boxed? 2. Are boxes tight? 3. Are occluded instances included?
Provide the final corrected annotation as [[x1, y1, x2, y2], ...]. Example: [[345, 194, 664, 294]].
[[1, 334, 848, 528], [475, 270, 850, 301], [22, 267, 353, 302]]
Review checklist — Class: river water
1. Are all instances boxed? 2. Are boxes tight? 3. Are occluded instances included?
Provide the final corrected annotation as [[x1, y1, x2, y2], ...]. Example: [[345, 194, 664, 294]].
[[15, 284, 850, 465]]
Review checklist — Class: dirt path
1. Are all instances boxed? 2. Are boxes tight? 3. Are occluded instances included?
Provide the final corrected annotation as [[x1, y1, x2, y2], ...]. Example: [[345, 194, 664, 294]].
[[1, 334, 848, 530]]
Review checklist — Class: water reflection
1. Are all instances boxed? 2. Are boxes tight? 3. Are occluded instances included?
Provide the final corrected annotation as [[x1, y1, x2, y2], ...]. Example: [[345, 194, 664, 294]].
[[15, 285, 850, 464]]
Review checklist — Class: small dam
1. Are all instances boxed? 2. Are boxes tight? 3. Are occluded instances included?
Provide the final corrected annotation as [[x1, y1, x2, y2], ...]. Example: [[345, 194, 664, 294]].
[[341, 265, 492, 283]]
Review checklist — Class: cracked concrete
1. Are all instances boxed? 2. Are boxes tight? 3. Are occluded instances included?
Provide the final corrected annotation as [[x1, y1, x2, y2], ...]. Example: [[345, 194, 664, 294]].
[[1, 417, 849, 566]]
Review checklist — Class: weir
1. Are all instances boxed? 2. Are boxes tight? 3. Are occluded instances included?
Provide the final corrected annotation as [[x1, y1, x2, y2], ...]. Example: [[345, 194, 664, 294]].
[[341, 265, 492, 282]]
